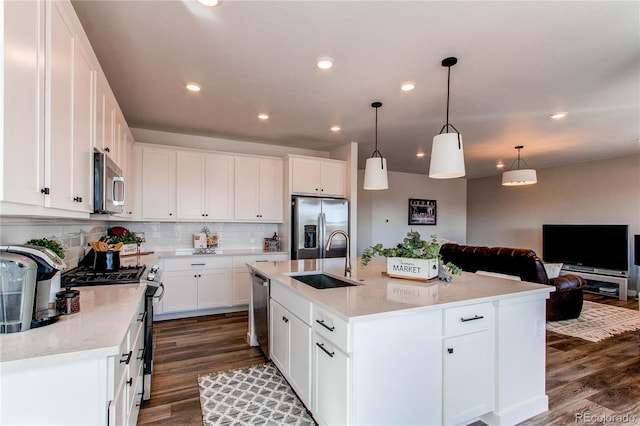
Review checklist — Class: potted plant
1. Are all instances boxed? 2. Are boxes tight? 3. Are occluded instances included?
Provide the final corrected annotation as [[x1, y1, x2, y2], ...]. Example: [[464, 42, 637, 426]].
[[361, 231, 460, 280], [107, 231, 145, 255], [26, 238, 65, 259]]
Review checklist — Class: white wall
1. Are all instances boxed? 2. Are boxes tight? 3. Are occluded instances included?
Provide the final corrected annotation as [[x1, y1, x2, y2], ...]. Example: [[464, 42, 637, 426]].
[[467, 154, 640, 292], [357, 170, 467, 255]]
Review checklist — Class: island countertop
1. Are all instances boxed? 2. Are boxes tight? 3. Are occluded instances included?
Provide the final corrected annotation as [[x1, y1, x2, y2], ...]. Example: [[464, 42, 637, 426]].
[[0, 284, 146, 366], [248, 257, 554, 320]]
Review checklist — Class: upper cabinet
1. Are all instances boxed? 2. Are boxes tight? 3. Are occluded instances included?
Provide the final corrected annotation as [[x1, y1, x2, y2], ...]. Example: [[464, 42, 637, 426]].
[[235, 156, 283, 222], [176, 151, 234, 221], [290, 156, 346, 198], [1, 0, 132, 218], [141, 146, 176, 220]]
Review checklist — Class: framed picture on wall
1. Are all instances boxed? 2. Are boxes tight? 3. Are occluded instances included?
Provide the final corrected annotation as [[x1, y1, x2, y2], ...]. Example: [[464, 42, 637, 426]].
[[408, 198, 437, 225]]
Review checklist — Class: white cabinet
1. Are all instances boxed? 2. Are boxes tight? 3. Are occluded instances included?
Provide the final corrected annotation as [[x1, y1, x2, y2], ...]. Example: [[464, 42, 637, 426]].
[[290, 156, 346, 197], [176, 151, 234, 220], [313, 333, 350, 426], [1, 0, 46, 207], [270, 281, 312, 408], [141, 146, 176, 220], [234, 156, 283, 222], [46, 0, 95, 213], [160, 257, 232, 314]]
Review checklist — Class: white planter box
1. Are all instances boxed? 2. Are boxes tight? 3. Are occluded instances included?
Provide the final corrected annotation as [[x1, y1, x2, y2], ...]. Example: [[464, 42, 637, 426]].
[[386, 257, 438, 281], [120, 244, 138, 256]]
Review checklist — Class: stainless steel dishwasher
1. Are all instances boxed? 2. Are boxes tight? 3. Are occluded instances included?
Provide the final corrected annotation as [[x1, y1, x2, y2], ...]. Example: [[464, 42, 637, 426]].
[[251, 271, 270, 358]]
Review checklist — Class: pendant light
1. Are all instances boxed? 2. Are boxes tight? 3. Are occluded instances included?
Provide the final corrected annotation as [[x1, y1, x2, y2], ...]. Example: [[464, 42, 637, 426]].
[[363, 101, 389, 190], [502, 145, 537, 186], [429, 57, 465, 179]]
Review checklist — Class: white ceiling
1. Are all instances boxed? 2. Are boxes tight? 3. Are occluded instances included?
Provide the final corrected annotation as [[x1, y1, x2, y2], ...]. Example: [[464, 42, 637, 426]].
[[72, 0, 640, 179]]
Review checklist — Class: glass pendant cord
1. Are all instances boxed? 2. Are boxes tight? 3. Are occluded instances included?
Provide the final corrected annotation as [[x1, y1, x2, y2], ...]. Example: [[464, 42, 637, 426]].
[[438, 61, 462, 149], [370, 102, 384, 169]]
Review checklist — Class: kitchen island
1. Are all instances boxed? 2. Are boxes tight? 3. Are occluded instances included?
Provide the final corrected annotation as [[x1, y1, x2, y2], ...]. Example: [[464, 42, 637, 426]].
[[248, 257, 554, 426], [0, 284, 147, 425]]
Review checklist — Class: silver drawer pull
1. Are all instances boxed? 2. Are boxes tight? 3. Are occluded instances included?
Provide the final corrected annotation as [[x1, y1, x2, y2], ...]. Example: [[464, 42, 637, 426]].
[[315, 319, 335, 332], [190, 263, 205, 266], [460, 315, 484, 322], [316, 342, 335, 358]]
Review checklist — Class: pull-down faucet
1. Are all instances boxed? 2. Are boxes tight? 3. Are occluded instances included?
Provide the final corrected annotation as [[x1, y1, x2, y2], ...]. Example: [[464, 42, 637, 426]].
[[325, 230, 351, 278]]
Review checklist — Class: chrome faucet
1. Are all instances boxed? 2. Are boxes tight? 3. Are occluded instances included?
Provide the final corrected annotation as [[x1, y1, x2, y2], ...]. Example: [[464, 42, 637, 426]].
[[325, 230, 351, 278]]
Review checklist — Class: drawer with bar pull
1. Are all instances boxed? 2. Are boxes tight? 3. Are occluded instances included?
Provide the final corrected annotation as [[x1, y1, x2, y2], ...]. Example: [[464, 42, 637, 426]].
[[313, 304, 350, 352], [443, 302, 493, 336]]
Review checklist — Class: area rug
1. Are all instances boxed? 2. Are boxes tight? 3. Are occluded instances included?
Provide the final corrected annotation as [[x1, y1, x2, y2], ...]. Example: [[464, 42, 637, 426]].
[[198, 362, 315, 426], [546, 300, 640, 342]]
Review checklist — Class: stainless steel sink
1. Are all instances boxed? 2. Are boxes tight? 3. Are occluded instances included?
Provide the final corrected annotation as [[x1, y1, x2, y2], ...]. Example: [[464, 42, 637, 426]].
[[291, 273, 357, 289]]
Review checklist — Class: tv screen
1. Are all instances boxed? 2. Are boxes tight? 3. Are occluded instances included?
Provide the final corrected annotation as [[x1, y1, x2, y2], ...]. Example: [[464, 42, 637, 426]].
[[542, 224, 629, 272]]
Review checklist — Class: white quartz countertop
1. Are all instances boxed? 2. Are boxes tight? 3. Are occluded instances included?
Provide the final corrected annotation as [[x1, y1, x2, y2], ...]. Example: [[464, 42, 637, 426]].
[[248, 257, 554, 320], [0, 284, 146, 366]]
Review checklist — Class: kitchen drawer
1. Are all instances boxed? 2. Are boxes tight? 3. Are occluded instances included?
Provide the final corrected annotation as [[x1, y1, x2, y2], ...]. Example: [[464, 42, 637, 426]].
[[162, 256, 232, 271], [130, 318, 145, 384], [271, 280, 312, 325], [129, 295, 146, 346], [232, 254, 289, 268], [443, 302, 493, 337], [313, 304, 350, 353], [107, 333, 129, 401]]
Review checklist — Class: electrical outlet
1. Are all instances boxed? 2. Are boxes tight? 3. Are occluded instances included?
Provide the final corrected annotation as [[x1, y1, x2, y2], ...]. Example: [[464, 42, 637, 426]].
[[172, 230, 178, 238]]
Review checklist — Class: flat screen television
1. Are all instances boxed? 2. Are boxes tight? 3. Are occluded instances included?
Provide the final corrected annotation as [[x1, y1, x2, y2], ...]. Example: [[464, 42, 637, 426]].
[[542, 224, 629, 273]]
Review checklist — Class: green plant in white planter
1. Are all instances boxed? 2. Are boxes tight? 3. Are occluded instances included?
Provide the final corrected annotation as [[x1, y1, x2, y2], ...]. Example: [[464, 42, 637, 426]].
[[361, 231, 461, 280]]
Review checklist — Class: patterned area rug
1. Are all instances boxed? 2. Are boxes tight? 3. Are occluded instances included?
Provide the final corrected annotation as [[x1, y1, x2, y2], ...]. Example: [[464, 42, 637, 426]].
[[546, 300, 640, 342], [198, 362, 315, 426]]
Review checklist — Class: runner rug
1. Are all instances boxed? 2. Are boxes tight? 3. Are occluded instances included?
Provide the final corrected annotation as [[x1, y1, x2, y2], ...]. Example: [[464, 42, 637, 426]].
[[546, 300, 640, 342], [198, 362, 315, 426]]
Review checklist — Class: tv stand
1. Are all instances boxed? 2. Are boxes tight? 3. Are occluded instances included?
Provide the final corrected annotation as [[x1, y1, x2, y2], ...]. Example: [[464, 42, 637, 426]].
[[561, 270, 628, 301]]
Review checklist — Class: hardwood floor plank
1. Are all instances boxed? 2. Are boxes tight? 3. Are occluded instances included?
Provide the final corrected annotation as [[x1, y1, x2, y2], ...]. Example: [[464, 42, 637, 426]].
[[139, 297, 640, 426]]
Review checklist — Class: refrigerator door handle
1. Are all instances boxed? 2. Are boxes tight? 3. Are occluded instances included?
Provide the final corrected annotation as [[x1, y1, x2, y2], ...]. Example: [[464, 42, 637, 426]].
[[319, 212, 326, 258]]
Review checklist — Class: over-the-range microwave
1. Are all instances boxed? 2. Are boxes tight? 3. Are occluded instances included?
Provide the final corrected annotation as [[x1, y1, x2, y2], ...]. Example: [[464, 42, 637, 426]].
[[93, 149, 125, 214]]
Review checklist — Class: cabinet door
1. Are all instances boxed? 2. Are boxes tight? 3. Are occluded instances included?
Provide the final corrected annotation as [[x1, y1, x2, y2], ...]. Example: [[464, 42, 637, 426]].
[[289, 313, 311, 408], [197, 269, 232, 309], [313, 334, 349, 426], [291, 157, 321, 195], [2, 0, 45, 206], [320, 161, 346, 197], [270, 300, 289, 374], [71, 41, 95, 213], [142, 147, 176, 220], [443, 330, 493, 425], [234, 157, 260, 220], [161, 271, 198, 313], [205, 153, 234, 220], [46, 2, 75, 211], [232, 268, 250, 305], [176, 151, 205, 220], [257, 158, 283, 222]]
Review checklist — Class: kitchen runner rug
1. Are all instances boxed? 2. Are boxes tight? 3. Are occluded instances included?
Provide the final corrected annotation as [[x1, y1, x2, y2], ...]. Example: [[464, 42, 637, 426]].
[[198, 362, 315, 426], [546, 300, 640, 342]]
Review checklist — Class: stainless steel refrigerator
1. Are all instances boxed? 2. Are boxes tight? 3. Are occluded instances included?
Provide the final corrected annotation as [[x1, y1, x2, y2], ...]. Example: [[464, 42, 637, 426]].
[[291, 196, 349, 260]]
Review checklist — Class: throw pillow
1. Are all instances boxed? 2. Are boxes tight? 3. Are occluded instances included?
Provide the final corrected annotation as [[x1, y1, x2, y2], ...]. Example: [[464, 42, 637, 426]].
[[543, 262, 563, 279]]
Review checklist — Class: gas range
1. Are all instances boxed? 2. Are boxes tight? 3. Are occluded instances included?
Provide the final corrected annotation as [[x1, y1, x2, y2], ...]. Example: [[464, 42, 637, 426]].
[[61, 265, 147, 286]]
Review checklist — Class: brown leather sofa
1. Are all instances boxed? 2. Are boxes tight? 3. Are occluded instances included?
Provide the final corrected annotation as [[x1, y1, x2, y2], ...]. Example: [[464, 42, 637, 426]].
[[440, 243, 586, 321]]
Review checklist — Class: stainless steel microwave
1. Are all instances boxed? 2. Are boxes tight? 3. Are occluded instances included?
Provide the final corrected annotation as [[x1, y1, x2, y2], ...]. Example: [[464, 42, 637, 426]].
[[93, 149, 125, 214]]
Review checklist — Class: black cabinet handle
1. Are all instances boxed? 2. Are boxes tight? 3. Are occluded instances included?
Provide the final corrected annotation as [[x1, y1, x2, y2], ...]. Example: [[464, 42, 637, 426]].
[[137, 312, 146, 323], [126, 377, 133, 386], [137, 347, 145, 361], [73, 196, 83, 202], [282, 316, 289, 323], [316, 319, 335, 332], [460, 315, 484, 322], [120, 351, 132, 364], [41, 187, 50, 195], [316, 342, 335, 358], [105, 147, 110, 152], [447, 348, 454, 354]]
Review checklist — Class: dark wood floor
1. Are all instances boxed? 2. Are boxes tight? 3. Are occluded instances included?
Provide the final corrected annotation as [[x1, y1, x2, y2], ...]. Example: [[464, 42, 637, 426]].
[[138, 294, 640, 426]]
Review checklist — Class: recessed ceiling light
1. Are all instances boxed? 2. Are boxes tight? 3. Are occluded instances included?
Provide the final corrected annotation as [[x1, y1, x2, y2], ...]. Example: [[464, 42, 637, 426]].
[[549, 112, 568, 119], [316, 57, 334, 70], [185, 82, 201, 92], [198, 0, 221, 6], [496, 162, 505, 169], [257, 113, 269, 120], [401, 81, 416, 91], [330, 126, 341, 132], [416, 152, 425, 158]]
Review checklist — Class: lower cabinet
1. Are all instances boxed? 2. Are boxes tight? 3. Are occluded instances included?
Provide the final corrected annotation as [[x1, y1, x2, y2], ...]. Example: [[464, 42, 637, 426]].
[[312, 333, 350, 426], [269, 284, 312, 408]]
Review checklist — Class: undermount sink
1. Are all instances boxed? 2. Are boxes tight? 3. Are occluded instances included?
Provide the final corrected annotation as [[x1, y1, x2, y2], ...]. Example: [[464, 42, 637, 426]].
[[290, 273, 357, 289]]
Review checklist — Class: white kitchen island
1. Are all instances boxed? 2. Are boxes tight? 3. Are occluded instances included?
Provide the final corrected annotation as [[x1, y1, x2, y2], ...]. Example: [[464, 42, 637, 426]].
[[247, 257, 554, 426]]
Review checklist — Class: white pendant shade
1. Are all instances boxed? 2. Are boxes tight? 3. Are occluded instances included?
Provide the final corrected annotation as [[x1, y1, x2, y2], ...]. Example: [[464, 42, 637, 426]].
[[502, 169, 537, 186], [429, 133, 465, 178], [363, 157, 388, 190]]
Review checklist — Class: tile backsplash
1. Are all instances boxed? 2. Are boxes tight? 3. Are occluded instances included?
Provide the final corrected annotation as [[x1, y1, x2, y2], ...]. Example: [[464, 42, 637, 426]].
[[0, 218, 282, 270]]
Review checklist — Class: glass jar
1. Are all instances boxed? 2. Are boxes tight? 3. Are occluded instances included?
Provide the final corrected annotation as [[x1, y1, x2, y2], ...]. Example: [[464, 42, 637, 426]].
[[56, 288, 80, 315]]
